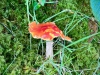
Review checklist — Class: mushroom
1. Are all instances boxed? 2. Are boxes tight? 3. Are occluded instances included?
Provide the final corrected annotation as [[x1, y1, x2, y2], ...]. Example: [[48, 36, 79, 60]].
[[28, 21, 71, 59]]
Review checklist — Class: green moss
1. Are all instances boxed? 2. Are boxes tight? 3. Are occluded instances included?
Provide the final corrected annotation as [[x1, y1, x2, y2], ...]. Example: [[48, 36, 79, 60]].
[[0, 0, 99, 75]]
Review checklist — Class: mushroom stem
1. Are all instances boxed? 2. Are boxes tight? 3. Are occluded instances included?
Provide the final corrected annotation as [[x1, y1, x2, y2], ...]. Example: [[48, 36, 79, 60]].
[[46, 41, 53, 59]]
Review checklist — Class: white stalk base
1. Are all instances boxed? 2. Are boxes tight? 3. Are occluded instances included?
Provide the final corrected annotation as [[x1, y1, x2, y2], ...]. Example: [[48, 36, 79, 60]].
[[46, 41, 53, 59]]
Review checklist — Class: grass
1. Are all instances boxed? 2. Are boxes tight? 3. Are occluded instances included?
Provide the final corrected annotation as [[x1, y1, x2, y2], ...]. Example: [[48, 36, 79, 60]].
[[0, 0, 100, 75]]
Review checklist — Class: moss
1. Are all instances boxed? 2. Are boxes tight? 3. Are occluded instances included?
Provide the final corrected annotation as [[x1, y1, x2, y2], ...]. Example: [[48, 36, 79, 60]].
[[0, 0, 99, 75]]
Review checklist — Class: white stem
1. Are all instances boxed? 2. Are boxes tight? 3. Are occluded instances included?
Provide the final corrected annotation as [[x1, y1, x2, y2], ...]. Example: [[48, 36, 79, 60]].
[[46, 41, 53, 59]]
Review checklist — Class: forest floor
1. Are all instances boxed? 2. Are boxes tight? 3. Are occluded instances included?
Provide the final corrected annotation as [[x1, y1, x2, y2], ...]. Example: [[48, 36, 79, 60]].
[[0, 0, 100, 75]]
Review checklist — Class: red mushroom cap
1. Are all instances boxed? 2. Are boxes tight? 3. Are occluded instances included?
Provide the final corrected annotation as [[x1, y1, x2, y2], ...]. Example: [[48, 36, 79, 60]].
[[28, 21, 71, 41]]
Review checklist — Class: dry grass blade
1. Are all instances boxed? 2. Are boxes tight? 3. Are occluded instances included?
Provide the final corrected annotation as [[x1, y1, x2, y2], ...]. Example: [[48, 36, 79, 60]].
[[88, 17, 98, 42]]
